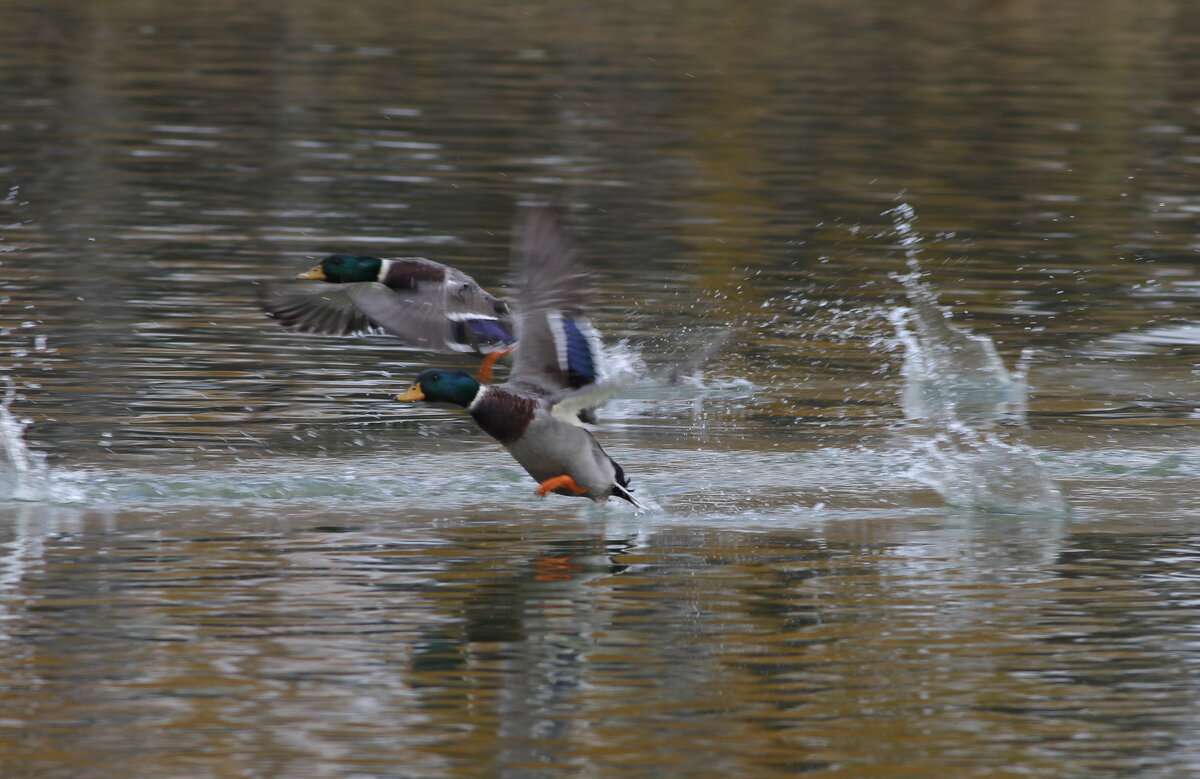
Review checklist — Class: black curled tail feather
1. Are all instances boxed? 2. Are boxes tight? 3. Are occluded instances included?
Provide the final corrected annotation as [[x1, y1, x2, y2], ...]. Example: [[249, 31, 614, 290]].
[[608, 457, 644, 508]]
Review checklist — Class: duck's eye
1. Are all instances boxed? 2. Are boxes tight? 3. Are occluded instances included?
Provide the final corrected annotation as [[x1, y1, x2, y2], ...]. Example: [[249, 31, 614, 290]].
[[430, 373, 440, 382]]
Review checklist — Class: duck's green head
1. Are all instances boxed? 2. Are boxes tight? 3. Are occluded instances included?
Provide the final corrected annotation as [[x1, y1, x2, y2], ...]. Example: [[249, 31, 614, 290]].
[[297, 254, 382, 284], [396, 369, 481, 407]]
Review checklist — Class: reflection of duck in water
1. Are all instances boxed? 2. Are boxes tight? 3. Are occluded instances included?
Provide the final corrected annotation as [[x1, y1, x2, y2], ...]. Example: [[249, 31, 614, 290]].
[[397, 207, 642, 508]]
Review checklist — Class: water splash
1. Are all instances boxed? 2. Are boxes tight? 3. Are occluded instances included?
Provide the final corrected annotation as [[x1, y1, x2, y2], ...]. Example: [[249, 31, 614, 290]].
[[887, 201, 924, 271], [884, 204, 1065, 514], [884, 203, 1026, 424], [598, 338, 647, 384], [888, 280, 1028, 424], [1, 331, 84, 503], [0, 381, 58, 501], [905, 421, 1068, 515]]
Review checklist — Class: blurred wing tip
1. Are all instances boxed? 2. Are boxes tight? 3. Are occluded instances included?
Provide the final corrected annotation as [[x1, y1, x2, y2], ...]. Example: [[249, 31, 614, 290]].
[[549, 378, 625, 423]]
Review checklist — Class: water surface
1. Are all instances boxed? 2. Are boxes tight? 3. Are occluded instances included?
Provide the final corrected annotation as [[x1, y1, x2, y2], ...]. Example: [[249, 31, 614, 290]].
[[4, 1, 1200, 776]]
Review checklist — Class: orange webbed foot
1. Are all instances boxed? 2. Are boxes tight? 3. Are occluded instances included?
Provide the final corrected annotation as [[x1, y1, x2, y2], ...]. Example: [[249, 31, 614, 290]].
[[535, 474, 588, 498], [478, 346, 516, 384]]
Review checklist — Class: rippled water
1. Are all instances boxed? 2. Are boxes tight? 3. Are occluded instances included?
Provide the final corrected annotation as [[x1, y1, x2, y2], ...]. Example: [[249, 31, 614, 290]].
[[5, 1, 1200, 775]]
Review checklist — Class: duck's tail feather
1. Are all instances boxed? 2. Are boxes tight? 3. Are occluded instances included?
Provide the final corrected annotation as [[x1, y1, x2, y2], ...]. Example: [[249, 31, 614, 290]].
[[608, 458, 646, 509], [611, 483, 645, 509]]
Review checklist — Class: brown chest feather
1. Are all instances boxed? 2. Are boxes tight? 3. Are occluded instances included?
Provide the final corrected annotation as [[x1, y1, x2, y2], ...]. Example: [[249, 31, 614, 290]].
[[470, 390, 538, 445], [382, 259, 446, 289]]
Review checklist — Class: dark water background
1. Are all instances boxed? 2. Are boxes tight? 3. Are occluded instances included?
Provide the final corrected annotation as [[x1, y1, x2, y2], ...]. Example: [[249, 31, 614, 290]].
[[4, 2, 1200, 776]]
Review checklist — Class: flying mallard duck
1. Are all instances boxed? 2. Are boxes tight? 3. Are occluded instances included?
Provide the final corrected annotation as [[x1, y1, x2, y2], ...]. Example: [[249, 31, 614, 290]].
[[396, 206, 641, 508], [258, 252, 517, 357], [259, 234, 607, 389]]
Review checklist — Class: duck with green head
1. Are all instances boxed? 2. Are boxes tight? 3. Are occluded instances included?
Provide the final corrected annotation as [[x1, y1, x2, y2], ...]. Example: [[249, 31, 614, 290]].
[[259, 252, 516, 355], [397, 207, 641, 507]]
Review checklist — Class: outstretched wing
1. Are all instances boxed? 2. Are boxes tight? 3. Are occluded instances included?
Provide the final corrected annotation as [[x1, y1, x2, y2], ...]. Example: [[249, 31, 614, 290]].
[[258, 270, 515, 355], [258, 281, 382, 337], [508, 207, 605, 393]]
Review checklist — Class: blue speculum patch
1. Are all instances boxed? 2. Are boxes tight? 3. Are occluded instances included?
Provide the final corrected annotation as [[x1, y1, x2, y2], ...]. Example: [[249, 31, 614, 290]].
[[560, 317, 596, 387], [468, 318, 515, 348]]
